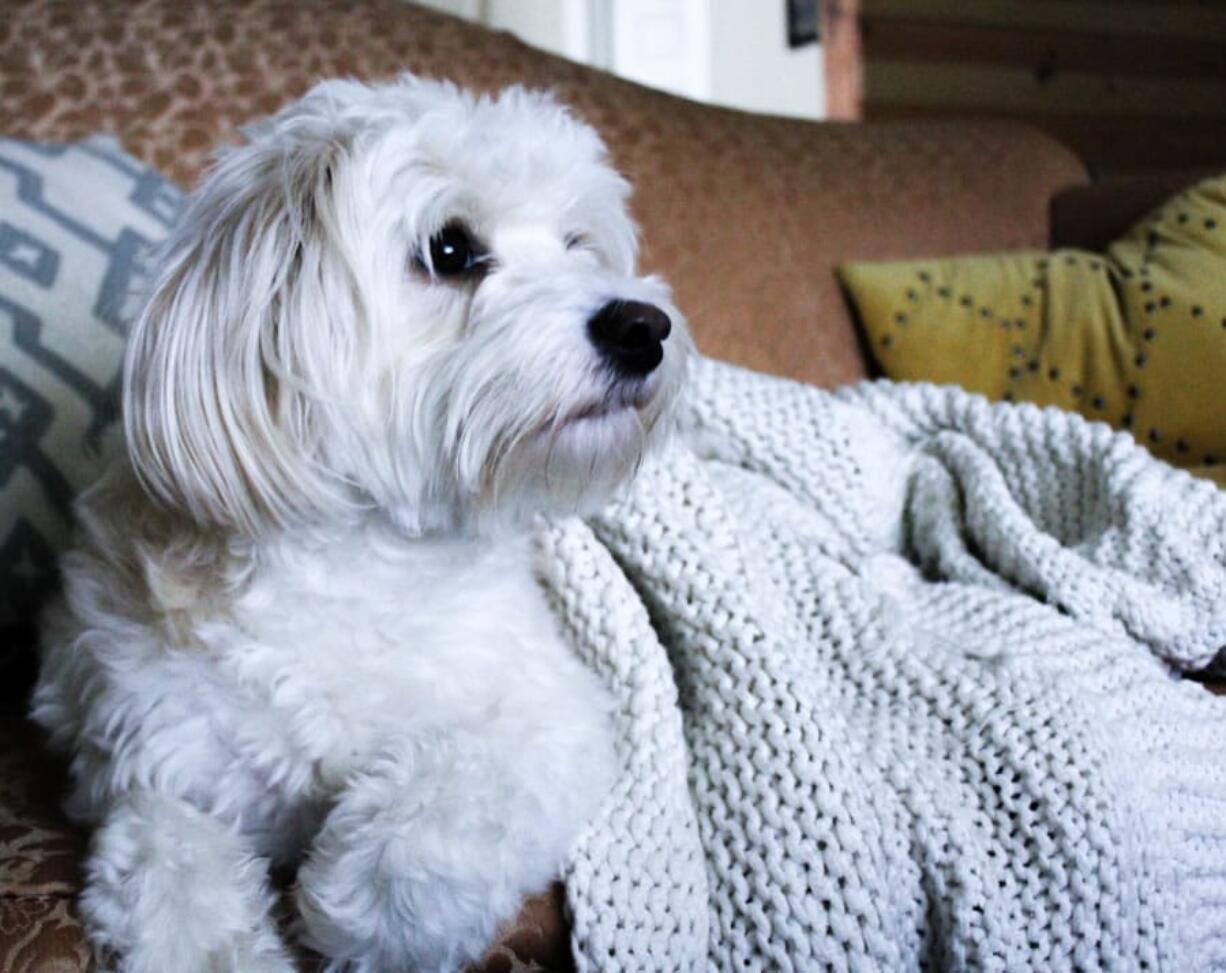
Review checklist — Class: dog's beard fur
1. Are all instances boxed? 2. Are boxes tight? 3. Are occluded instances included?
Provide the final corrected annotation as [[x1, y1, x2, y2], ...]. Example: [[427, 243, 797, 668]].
[[123, 75, 690, 539], [394, 268, 682, 534]]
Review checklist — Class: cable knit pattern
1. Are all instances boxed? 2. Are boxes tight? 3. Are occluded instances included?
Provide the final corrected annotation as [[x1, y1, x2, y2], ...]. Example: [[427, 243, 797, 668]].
[[541, 358, 1226, 971]]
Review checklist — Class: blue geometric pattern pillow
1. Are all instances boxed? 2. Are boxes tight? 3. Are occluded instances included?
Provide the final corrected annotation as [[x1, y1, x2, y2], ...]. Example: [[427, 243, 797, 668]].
[[0, 136, 183, 669]]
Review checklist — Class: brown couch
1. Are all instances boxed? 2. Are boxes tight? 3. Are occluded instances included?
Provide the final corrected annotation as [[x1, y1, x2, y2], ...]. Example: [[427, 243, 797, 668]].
[[1, 1, 1218, 970]]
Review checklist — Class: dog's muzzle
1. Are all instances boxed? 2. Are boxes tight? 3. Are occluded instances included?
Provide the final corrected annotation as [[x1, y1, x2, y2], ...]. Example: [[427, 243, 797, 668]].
[[587, 300, 672, 377]]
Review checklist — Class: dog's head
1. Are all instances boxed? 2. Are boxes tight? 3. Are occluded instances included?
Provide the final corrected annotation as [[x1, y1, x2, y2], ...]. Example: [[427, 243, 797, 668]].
[[124, 75, 690, 536]]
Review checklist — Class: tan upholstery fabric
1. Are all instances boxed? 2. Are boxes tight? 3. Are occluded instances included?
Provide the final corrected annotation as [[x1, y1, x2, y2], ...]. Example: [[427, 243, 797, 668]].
[[0, 717, 91, 972], [0, 719, 82, 899], [0, 895, 94, 973], [1, 0, 1087, 389]]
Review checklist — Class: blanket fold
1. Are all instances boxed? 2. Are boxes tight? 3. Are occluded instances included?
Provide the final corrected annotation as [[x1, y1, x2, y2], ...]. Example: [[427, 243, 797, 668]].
[[544, 359, 1226, 972]]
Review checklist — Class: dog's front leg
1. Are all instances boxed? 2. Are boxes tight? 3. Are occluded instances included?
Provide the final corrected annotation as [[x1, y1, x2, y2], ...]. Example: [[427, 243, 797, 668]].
[[295, 731, 577, 973], [81, 791, 294, 973]]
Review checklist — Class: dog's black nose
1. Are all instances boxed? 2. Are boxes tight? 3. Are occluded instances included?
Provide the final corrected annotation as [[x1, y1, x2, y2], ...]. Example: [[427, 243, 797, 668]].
[[587, 300, 672, 377]]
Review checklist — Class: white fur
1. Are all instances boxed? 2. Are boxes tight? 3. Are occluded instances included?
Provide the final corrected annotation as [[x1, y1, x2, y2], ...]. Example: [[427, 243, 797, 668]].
[[33, 75, 690, 973]]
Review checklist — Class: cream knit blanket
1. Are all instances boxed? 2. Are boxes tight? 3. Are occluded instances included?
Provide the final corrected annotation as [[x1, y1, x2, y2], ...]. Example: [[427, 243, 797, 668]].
[[540, 358, 1226, 972]]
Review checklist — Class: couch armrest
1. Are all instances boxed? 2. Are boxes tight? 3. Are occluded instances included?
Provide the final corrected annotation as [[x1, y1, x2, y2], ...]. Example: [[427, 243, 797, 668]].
[[1, 0, 1086, 389], [619, 108, 1087, 386]]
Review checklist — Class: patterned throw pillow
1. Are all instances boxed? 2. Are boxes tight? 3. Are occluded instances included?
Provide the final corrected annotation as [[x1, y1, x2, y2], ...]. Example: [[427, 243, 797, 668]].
[[0, 136, 183, 661], [837, 172, 1226, 485]]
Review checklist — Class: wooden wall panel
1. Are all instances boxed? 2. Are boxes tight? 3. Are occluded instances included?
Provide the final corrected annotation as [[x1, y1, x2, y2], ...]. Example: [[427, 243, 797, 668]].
[[861, 18, 1226, 80], [819, 0, 863, 120], [863, 0, 1226, 40], [834, 0, 1226, 177]]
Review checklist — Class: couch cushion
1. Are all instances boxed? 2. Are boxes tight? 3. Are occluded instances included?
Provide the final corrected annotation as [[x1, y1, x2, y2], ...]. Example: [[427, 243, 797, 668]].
[[0, 716, 83, 898], [0, 894, 93, 973], [0, 137, 182, 684], [838, 172, 1226, 483]]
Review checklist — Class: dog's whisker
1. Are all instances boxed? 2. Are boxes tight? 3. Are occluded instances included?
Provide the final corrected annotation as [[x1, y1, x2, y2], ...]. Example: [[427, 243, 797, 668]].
[[629, 410, 648, 483]]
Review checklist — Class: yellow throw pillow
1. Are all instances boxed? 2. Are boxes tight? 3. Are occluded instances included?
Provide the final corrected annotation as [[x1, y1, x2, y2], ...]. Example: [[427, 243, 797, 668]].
[[838, 173, 1226, 484]]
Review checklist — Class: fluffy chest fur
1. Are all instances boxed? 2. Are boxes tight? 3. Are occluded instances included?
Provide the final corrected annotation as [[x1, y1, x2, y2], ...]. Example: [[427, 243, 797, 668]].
[[219, 526, 588, 789], [37, 484, 611, 863]]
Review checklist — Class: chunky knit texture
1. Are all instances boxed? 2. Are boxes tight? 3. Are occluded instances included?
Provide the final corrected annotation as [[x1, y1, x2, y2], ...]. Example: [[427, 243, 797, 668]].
[[539, 358, 1226, 972]]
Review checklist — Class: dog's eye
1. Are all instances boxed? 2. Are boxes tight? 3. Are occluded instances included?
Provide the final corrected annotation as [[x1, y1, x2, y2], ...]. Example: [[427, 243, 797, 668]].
[[564, 232, 589, 251], [427, 223, 480, 277]]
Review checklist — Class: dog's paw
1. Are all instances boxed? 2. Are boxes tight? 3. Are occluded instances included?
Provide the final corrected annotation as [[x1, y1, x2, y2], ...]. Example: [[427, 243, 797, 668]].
[[294, 865, 474, 973], [82, 793, 295, 973], [293, 739, 515, 973]]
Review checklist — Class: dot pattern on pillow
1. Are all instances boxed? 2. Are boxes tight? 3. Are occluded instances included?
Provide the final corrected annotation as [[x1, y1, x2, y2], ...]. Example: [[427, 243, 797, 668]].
[[0, 137, 183, 654], [838, 173, 1226, 482]]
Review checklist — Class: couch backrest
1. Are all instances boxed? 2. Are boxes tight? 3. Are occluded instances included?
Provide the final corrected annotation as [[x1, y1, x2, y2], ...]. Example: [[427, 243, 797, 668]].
[[1, 0, 1088, 388], [1051, 168, 1222, 253]]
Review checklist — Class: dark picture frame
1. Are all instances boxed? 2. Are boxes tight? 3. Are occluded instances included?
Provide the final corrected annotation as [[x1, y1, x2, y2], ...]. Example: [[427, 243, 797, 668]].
[[787, 0, 819, 48]]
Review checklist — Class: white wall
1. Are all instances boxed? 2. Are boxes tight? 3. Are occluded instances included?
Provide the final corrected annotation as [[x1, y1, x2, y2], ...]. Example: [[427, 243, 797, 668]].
[[410, 0, 588, 62], [607, 0, 712, 103], [410, 0, 480, 20], [406, 0, 825, 120], [708, 1, 823, 119], [486, 0, 591, 64]]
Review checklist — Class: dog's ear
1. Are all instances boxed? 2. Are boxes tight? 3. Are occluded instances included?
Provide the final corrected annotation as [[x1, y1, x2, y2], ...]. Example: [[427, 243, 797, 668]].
[[124, 92, 367, 535]]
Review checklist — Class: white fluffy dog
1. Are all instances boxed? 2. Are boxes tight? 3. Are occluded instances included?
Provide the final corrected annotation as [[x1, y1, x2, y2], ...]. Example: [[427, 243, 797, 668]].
[[32, 75, 689, 972]]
